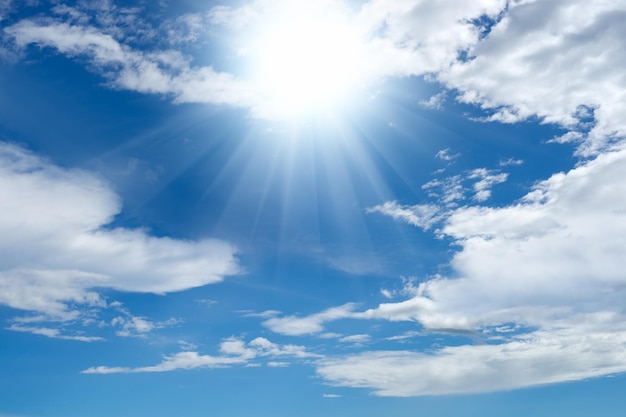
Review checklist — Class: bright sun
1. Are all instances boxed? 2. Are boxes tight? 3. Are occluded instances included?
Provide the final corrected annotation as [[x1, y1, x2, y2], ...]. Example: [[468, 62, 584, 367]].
[[250, 4, 365, 118]]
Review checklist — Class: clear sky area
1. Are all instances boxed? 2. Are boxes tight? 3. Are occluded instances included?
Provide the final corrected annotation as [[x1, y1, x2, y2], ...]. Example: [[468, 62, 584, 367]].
[[1, 1, 626, 416]]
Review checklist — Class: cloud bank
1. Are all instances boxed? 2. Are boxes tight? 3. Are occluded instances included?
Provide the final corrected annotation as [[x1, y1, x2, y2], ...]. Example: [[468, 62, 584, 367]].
[[321, 145, 626, 395]]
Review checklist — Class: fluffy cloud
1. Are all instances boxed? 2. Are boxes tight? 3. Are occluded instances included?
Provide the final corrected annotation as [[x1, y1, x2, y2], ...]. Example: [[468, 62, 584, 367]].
[[322, 0, 626, 384], [320, 145, 626, 395], [0, 142, 239, 320], [352, 0, 507, 77], [441, 0, 626, 155]]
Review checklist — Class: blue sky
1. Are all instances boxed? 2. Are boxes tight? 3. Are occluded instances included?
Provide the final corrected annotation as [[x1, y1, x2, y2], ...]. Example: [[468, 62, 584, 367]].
[[1, 0, 626, 416]]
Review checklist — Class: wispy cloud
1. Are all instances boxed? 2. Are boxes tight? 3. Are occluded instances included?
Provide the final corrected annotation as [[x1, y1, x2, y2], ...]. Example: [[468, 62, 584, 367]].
[[317, 327, 626, 396], [263, 303, 359, 336], [8, 325, 104, 342], [499, 157, 524, 167], [420, 92, 445, 110], [339, 334, 371, 344], [367, 202, 443, 230], [5, 20, 256, 108], [110, 305, 178, 338], [468, 168, 508, 202], [82, 337, 317, 374], [435, 148, 460, 162]]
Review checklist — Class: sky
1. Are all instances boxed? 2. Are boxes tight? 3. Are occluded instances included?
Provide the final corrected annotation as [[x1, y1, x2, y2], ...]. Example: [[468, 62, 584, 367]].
[[1, 0, 626, 416]]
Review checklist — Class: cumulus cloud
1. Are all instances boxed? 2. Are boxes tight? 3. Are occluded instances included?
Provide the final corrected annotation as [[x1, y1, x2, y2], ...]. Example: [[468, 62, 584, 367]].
[[0, 142, 239, 321], [441, 0, 626, 155], [351, 0, 507, 78], [319, 146, 626, 395]]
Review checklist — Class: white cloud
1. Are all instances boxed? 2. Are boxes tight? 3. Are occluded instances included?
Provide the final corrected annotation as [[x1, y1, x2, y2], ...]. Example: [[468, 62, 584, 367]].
[[6, 0, 626, 142], [366, 201, 443, 230], [82, 336, 315, 374], [499, 157, 524, 167], [178, 340, 198, 351], [422, 176, 465, 205], [385, 331, 421, 341], [263, 303, 359, 336], [468, 168, 508, 201], [339, 334, 371, 344], [317, 327, 626, 396], [419, 92, 445, 110], [380, 289, 393, 299], [366, 148, 626, 331], [440, 0, 626, 155], [208, 0, 507, 83], [0, 142, 238, 321], [82, 350, 248, 374], [0, 0, 11, 21], [435, 148, 459, 162], [5, 20, 256, 108], [352, 0, 507, 79], [267, 361, 289, 368], [8, 325, 104, 342], [249, 337, 319, 358], [112, 315, 177, 338], [320, 146, 626, 395]]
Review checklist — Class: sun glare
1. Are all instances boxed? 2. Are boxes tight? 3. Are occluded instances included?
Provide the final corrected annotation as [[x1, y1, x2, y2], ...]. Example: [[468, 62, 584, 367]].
[[250, 5, 365, 117]]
